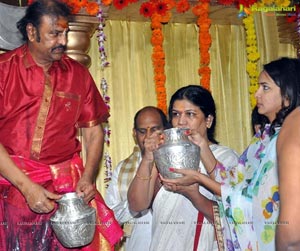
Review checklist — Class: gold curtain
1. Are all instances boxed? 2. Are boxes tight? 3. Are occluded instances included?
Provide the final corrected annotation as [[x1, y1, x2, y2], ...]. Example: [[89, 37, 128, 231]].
[[88, 13, 296, 194]]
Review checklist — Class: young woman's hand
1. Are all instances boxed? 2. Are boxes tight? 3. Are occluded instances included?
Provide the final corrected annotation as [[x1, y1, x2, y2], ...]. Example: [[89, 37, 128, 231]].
[[160, 168, 201, 187]]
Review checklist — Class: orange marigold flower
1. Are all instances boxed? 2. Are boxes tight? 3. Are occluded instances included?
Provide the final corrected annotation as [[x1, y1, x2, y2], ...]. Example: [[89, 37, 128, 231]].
[[165, 0, 176, 9], [86, 2, 99, 15], [155, 81, 165, 88], [70, 4, 81, 14], [152, 28, 163, 37], [151, 38, 163, 46], [194, 6, 209, 17], [161, 11, 171, 23], [199, 20, 211, 29], [102, 0, 113, 5], [156, 86, 167, 93], [153, 45, 164, 53], [151, 29, 163, 41], [155, 74, 166, 82], [151, 36, 164, 46], [152, 51, 165, 58], [200, 56, 210, 66], [155, 80, 166, 87], [176, 0, 190, 13], [199, 35, 212, 45], [201, 78, 210, 90], [75, 0, 88, 8], [154, 69, 165, 76], [198, 66, 211, 75], [151, 18, 162, 29], [153, 61, 165, 69], [192, 4, 202, 16], [154, 66, 165, 74]]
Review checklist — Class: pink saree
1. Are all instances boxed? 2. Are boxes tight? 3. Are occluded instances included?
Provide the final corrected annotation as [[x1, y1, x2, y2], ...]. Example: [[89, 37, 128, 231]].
[[0, 155, 123, 251]]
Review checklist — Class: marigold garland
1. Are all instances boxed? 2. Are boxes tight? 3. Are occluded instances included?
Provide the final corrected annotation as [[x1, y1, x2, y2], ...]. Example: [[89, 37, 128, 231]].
[[192, 0, 212, 90], [139, 0, 175, 115], [243, 13, 260, 109], [62, 0, 100, 15], [151, 13, 168, 114], [28, 0, 111, 15]]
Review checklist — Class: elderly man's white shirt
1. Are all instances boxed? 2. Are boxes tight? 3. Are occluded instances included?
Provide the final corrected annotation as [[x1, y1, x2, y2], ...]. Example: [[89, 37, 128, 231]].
[[105, 148, 152, 251]]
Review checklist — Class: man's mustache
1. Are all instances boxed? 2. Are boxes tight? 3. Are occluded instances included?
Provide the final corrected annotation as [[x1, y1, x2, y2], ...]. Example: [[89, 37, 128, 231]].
[[51, 45, 66, 52]]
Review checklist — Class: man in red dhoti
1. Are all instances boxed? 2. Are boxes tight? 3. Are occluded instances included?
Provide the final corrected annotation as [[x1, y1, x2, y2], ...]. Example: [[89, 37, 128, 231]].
[[0, 0, 123, 250]]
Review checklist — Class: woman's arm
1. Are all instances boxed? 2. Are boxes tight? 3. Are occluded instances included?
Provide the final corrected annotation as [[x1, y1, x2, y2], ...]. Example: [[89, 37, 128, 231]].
[[186, 130, 219, 180], [276, 109, 300, 250], [127, 130, 162, 212], [127, 158, 158, 212], [161, 168, 221, 196]]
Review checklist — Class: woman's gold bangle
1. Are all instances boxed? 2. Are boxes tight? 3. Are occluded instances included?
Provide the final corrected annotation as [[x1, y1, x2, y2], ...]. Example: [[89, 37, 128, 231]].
[[136, 173, 152, 180]]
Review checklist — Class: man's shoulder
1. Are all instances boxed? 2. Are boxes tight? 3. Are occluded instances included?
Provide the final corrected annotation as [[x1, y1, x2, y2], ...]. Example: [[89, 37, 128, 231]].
[[285, 107, 300, 124], [0, 46, 22, 64], [279, 107, 300, 142], [113, 149, 142, 174]]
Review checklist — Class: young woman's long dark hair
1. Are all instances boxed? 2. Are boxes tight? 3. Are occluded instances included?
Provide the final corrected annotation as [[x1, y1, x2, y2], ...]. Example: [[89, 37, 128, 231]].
[[168, 85, 218, 144], [263, 57, 300, 135]]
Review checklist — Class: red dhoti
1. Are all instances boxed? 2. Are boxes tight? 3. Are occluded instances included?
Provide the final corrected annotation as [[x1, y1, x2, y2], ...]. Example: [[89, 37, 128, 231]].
[[0, 155, 123, 251]]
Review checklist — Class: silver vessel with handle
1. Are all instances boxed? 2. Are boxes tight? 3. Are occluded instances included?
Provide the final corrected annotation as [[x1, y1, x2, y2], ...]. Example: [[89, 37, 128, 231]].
[[154, 128, 200, 179], [50, 192, 96, 248]]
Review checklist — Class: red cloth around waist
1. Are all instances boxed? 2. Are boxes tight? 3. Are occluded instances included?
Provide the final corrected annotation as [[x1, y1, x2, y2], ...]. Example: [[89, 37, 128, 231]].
[[0, 155, 123, 249]]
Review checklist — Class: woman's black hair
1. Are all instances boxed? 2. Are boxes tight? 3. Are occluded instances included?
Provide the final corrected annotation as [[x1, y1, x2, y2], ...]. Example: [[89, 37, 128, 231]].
[[251, 105, 269, 135], [168, 85, 218, 144], [16, 0, 71, 42], [263, 57, 300, 135]]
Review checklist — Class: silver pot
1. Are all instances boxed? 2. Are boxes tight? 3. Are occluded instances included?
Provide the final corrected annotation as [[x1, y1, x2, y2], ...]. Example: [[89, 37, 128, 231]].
[[154, 128, 200, 179], [50, 192, 96, 248]]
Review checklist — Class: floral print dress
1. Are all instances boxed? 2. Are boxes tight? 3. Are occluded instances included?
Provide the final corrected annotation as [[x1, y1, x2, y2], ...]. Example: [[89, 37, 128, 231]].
[[215, 125, 280, 251]]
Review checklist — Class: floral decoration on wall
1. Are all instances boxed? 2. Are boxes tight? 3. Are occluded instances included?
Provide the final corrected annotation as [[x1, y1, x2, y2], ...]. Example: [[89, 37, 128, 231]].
[[27, 0, 109, 15], [139, 0, 173, 114], [63, 0, 101, 15], [139, 0, 213, 112], [97, 4, 113, 187], [243, 13, 260, 109], [192, 0, 212, 90]]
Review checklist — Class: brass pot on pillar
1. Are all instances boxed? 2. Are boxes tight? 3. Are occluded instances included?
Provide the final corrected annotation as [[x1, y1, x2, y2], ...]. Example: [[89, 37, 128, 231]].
[[66, 14, 99, 68]]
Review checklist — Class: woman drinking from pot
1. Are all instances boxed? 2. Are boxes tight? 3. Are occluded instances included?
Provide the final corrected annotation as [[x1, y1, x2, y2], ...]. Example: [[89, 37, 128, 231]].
[[128, 85, 239, 251]]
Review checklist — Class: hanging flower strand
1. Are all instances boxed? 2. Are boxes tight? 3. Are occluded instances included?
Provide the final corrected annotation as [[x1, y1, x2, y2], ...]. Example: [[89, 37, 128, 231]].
[[192, 0, 212, 90], [97, 1, 113, 187], [243, 12, 260, 109], [151, 13, 168, 114], [97, 7, 110, 69], [140, 0, 173, 115]]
